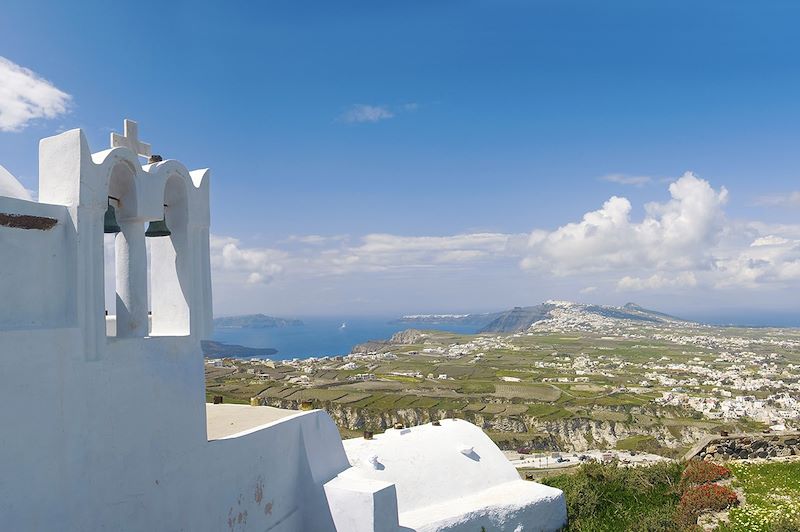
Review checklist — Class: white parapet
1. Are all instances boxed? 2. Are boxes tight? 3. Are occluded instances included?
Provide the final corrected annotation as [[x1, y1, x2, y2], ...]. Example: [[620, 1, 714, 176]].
[[324, 475, 401, 532]]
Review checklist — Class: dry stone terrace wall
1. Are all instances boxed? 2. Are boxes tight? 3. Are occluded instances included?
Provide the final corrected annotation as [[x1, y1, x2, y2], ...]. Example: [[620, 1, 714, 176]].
[[257, 395, 707, 452], [689, 432, 800, 462]]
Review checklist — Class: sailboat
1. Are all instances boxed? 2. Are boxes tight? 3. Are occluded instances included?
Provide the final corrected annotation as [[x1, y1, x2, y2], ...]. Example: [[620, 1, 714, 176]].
[[339, 321, 347, 330]]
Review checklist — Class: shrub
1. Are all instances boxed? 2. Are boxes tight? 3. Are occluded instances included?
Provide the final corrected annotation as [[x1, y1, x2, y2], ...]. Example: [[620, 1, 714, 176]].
[[675, 483, 738, 526], [681, 461, 731, 486], [543, 461, 685, 531]]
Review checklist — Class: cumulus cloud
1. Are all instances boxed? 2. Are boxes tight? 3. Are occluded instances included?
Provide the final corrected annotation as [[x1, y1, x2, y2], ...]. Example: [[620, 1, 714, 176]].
[[714, 234, 800, 288], [600, 173, 653, 186], [210, 235, 286, 284], [340, 104, 394, 123], [522, 172, 728, 275], [0, 56, 71, 132]]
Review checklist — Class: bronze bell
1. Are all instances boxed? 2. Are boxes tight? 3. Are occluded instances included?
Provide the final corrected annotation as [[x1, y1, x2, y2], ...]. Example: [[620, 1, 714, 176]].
[[146, 203, 171, 237], [145, 217, 171, 237], [104, 199, 121, 234]]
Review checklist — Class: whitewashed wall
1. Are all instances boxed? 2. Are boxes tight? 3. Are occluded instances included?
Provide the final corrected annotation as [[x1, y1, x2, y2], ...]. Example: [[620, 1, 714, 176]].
[[0, 196, 75, 329], [0, 329, 350, 531], [0, 128, 349, 531]]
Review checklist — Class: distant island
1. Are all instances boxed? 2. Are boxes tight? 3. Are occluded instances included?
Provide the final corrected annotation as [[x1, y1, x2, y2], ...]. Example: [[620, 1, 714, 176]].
[[213, 313, 304, 329], [201, 340, 277, 358], [392, 302, 686, 334], [391, 313, 497, 328]]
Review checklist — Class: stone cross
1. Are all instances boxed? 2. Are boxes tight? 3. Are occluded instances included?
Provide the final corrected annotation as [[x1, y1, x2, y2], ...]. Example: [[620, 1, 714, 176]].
[[110, 119, 152, 158]]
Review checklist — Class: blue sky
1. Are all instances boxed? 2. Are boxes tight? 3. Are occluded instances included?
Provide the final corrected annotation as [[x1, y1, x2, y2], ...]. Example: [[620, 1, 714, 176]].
[[2, 1, 800, 318]]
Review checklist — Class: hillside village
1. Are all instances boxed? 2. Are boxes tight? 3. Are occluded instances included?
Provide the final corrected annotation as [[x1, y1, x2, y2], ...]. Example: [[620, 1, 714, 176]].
[[208, 302, 800, 455]]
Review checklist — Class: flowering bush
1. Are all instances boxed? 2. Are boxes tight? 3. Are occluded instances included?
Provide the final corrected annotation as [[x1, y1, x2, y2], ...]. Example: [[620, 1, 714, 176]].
[[681, 461, 731, 486], [676, 483, 738, 526]]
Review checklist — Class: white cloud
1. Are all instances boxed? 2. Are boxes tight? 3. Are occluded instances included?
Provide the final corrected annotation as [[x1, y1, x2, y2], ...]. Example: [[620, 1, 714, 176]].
[[209, 232, 524, 282], [246, 272, 268, 284], [755, 191, 800, 207], [600, 173, 652, 186], [304, 232, 523, 276], [205, 173, 800, 310], [522, 172, 728, 275], [210, 235, 286, 285], [0, 56, 71, 132], [286, 234, 349, 245], [617, 272, 697, 291], [334, 233, 524, 273], [340, 104, 394, 124], [714, 234, 800, 288]]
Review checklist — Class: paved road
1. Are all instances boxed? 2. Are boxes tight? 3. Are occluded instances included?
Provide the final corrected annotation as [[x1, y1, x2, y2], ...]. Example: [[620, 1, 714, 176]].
[[504, 449, 672, 470]]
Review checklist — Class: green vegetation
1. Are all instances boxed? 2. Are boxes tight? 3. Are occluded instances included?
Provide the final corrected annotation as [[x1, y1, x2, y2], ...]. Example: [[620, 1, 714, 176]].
[[542, 459, 800, 531], [455, 381, 495, 394], [720, 461, 800, 532], [542, 461, 685, 531], [494, 383, 561, 401], [526, 403, 572, 420], [614, 435, 686, 459]]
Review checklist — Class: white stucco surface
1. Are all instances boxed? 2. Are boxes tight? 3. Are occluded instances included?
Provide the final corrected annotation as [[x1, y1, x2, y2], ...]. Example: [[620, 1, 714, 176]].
[[333, 420, 567, 531], [207, 403, 302, 439], [1, 121, 567, 531], [0, 164, 32, 200]]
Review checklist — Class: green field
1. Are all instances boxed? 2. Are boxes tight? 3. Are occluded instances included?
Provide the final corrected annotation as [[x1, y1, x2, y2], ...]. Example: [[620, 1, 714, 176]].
[[206, 321, 800, 452], [721, 460, 800, 532]]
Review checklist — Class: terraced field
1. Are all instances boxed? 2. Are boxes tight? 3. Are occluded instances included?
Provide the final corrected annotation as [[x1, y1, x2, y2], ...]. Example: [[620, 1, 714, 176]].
[[206, 321, 800, 452]]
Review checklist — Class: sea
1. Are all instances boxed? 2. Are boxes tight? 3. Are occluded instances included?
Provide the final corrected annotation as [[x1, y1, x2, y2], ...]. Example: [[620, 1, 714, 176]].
[[211, 316, 480, 360], [211, 311, 800, 361]]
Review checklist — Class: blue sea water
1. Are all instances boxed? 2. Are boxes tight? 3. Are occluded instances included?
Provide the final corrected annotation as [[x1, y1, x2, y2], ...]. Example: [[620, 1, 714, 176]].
[[211, 316, 480, 360], [211, 311, 800, 360]]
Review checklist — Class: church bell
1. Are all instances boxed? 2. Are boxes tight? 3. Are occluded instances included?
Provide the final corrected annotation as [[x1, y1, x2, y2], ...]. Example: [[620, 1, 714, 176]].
[[145, 205, 171, 237], [103, 198, 121, 234]]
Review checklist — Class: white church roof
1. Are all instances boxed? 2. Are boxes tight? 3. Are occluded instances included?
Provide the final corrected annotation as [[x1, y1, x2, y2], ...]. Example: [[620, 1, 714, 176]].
[[333, 419, 567, 531]]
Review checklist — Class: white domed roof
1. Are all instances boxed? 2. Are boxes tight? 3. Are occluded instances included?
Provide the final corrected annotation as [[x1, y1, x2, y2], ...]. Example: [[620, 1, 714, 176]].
[[0, 164, 32, 200]]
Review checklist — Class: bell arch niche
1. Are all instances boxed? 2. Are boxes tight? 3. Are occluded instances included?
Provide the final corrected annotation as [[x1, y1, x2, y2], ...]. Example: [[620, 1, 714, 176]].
[[104, 161, 148, 338], [149, 173, 191, 336]]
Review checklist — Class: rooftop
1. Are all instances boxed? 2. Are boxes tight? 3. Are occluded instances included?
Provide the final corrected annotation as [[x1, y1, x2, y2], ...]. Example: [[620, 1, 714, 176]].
[[206, 403, 301, 440]]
